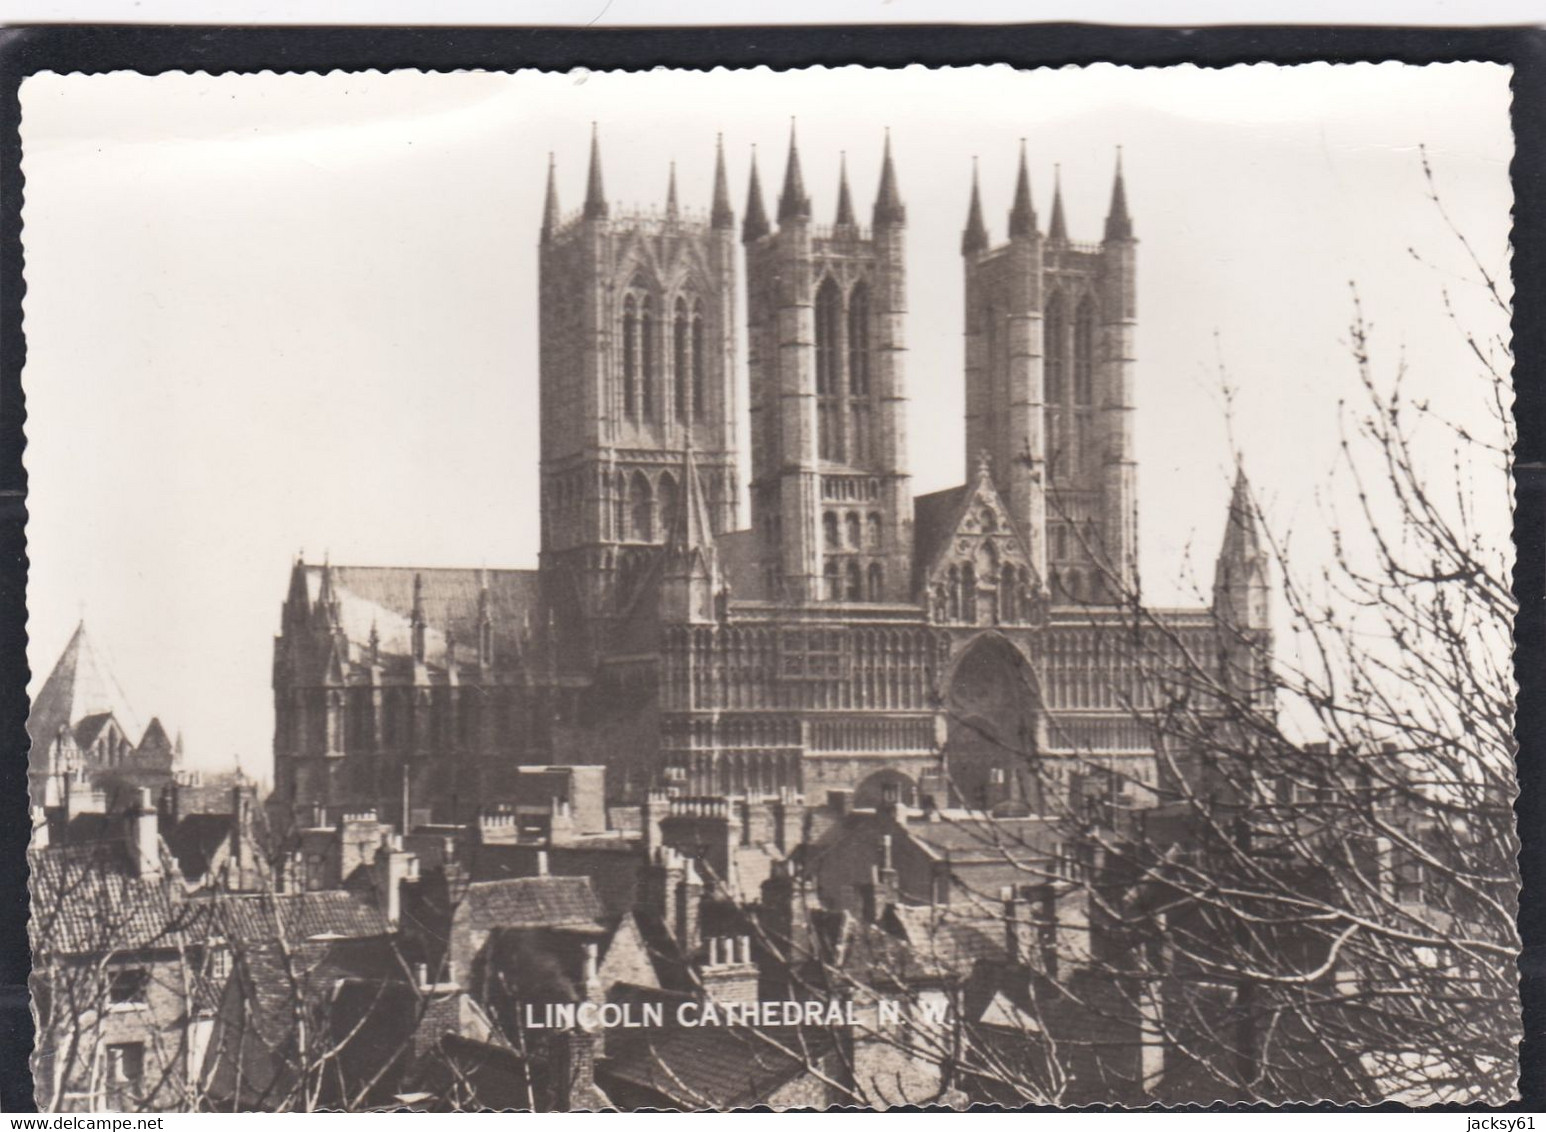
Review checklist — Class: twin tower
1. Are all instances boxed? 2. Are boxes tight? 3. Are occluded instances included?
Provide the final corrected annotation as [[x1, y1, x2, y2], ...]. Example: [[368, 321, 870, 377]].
[[537, 127, 1137, 636]]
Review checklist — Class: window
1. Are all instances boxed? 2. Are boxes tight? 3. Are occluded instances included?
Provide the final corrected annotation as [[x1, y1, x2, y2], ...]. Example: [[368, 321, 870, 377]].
[[962, 562, 978, 623], [867, 562, 884, 601], [1045, 295, 1067, 405], [629, 472, 654, 542], [1001, 563, 1017, 621], [845, 512, 861, 549], [867, 513, 882, 550], [823, 512, 839, 548], [824, 560, 841, 602], [614, 472, 628, 540], [622, 295, 639, 418], [639, 296, 657, 420], [108, 967, 149, 1008], [659, 473, 680, 539], [846, 561, 863, 602], [815, 278, 844, 462], [691, 305, 707, 423], [673, 298, 691, 422], [1074, 298, 1096, 406], [848, 283, 871, 395], [106, 1042, 145, 1097]]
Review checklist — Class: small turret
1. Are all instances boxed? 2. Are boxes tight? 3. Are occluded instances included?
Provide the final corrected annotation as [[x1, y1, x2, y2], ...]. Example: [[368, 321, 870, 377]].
[[710, 133, 734, 230], [742, 148, 770, 243], [961, 158, 988, 255], [1007, 140, 1037, 240], [664, 160, 680, 222], [834, 152, 856, 229], [1104, 147, 1133, 243], [1212, 469, 1271, 632], [583, 123, 608, 221], [540, 153, 561, 243], [1048, 164, 1068, 243], [872, 129, 906, 228], [776, 122, 810, 224], [410, 572, 427, 663]]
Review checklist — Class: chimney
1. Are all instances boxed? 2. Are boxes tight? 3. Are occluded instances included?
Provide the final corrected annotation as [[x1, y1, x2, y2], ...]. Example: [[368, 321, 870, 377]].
[[580, 940, 602, 1003], [536, 849, 550, 877], [127, 787, 161, 880], [675, 856, 702, 955], [700, 933, 758, 1004], [550, 1027, 608, 1111], [375, 846, 416, 927], [643, 790, 670, 857]]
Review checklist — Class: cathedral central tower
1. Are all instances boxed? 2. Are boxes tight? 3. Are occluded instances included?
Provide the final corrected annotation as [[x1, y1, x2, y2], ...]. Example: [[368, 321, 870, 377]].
[[743, 130, 913, 604]]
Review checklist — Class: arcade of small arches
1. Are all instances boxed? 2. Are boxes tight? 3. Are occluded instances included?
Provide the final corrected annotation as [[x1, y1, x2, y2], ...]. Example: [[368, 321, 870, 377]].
[[620, 284, 709, 426]]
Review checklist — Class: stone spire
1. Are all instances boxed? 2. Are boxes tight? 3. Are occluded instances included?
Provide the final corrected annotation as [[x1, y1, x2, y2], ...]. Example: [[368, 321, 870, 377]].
[[665, 161, 680, 221], [1104, 147, 1133, 242], [961, 158, 988, 255], [659, 437, 722, 623], [583, 123, 608, 221], [834, 152, 856, 228], [777, 121, 811, 224], [1213, 468, 1271, 631], [1008, 139, 1036, 239], [872, 129, 905, 228], [541, 153, 561, 243], [1048, 164, 1068, 242], [742, 146, 770, 242], [710, 133, 734, 230]]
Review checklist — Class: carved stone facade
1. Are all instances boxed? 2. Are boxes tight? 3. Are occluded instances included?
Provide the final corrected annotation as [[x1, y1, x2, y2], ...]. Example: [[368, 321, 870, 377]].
[[271, 129, 1271, 828]]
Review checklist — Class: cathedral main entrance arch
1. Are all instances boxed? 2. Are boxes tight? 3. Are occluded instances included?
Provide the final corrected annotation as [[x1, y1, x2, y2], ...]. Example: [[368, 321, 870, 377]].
[[942, 634, 1042, 814]]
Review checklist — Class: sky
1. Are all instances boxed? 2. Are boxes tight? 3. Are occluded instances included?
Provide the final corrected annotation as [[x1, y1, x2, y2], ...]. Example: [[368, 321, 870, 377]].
[[18, 64, 1513, 777]]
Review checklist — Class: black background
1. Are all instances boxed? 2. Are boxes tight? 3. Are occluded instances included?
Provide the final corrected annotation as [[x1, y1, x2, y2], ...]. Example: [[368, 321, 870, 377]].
[[0, 22, 1539, 1113]]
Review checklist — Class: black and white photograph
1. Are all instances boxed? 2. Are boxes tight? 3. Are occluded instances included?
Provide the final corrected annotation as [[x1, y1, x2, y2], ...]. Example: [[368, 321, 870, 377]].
[[18, 61, 1518, 1111]]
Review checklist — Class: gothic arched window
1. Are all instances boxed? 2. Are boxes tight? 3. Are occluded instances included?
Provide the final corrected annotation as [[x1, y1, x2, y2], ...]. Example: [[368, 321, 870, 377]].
[[845, 512, 861, 549], [622, 294, 639, 419], [691, 303, 706, 423], [848, 282, 871, 395], [673, 298, 691, 423], [867, 513, 882, 550], [1074, 298, 1096, 406], [629, 472, 654, 542], [1001, 563, 1017, 622], [824, 559, 841, 602], [639, 296, 657, 420], [867, 562, 884, 601], [614, 472, 628, 540], [846, 561, 863, 602], [962, 561, 978, 623], [815, 277, 844, 462], [1045, 295, 1067, 405], [659, 472, 680, 539], [947, 565, 961, 620], [823, 511, 840, 548]]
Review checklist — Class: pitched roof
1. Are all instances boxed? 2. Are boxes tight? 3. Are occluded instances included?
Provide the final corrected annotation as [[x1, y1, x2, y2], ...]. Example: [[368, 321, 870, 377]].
[[30, 845, 203, 955], [913, 485, 967, 590], [461, 876, 606, 933], [209, 890, 390, 942], [30, 622, 143, 757], [887, 904, 1008, 970], [297, 565, 538, 670], [602, 1025, 839, 1109]]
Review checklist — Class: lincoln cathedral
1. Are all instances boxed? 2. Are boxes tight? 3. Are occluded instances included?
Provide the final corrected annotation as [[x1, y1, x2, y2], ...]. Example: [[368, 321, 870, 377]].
[[270, 128, 1271, 830]]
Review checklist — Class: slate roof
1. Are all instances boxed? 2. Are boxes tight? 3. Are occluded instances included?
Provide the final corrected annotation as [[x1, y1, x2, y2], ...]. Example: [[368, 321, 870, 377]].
[[601, 1025, 839, 1109], [71, 712, 120, 751], [461, 876, 607, 933], [29, 622, 143, 760], [208, 890, 390, 942], [887, 904, 1008, 971], [298, 564, 538, 669], [29, 845, 204, 955]]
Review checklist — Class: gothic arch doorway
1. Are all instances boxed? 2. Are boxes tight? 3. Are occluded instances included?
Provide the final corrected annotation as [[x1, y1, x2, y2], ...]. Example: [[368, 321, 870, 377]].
[[943, 634, 1042, 814], [854, 768, 917, 810]]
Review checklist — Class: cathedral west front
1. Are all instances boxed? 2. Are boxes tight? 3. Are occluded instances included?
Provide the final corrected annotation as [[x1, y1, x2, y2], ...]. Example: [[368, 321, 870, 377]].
[[271, 127, 1271, 830]]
